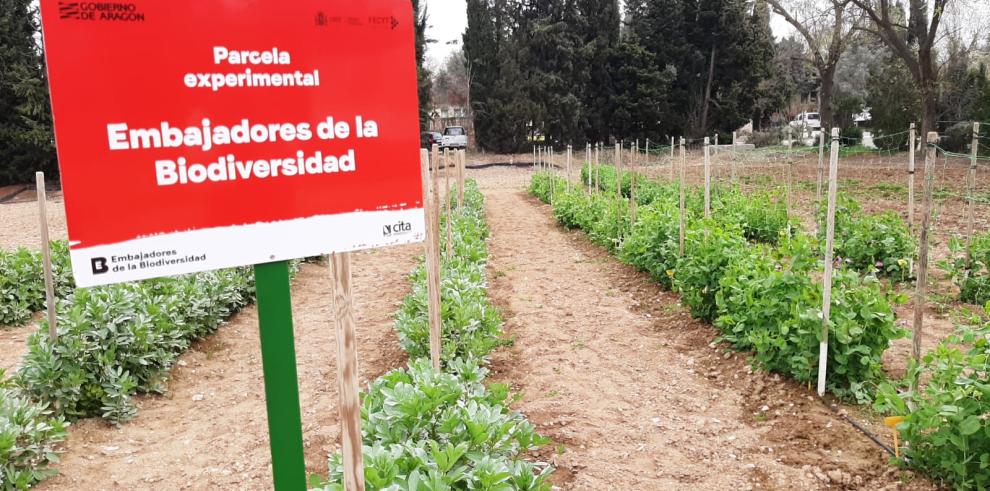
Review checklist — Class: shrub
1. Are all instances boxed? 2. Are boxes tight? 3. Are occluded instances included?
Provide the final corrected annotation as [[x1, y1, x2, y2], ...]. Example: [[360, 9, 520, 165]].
[[875, 310, 990, 490], [841, 126, 863, 143]]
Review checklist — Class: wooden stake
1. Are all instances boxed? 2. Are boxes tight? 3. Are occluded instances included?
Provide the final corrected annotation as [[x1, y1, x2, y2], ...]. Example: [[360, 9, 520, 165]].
[[457, 149, 465, 208], [35, 172, 56, 342], [615, 143, 621, 196], [330, 251, 366, 491], [646, 138, 650, 165], [912, 132, 938, 370], [714, 133, 719, 155], [670, 137, 675, 181], [630, 171, 637, 224], [703, 137, 711, 217], [566, 145, 572, 191], [444, 149, 452, 256], [817, 128, 841, 397], [679, 137, 686, 256], [908, 123, 916, 229], [968, 122, 980, 242], [426, 146, 442, 370], [731, 131, 737, 184], [586, 143, 592, 192], [817, 130, 826, 203]]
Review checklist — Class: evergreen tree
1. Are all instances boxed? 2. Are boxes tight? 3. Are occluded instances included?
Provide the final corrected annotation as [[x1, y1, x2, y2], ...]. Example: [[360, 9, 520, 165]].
[[0, 0, 56, 185], [412, 0, 432, 131], [577, 0, 620, 142], [605, 41, 674, 141], [523, 0, 586, 145]]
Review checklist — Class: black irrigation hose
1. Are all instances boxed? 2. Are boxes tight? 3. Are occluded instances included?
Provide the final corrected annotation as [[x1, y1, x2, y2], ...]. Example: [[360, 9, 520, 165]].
[[818, 395, 901, 460], [0, 185, 29, 204], [466, 161, 552, 169]]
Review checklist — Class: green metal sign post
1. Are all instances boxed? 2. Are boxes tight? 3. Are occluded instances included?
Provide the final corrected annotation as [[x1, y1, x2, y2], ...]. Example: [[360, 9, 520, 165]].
[[254, 260, 307, 490]]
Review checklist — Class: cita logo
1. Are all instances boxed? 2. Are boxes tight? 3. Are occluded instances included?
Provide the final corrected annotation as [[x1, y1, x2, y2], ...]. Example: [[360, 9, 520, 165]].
[[382, 221, 412, 237], [59, 2, 146, 22]]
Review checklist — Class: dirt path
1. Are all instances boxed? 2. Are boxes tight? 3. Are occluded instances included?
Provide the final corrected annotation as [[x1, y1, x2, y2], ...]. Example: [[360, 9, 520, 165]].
[[37, 246, 415, 490], [473, 168, 931, 491]]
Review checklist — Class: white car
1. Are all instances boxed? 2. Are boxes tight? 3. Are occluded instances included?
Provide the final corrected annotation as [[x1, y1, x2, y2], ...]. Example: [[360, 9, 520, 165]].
[[789, 112, 821, 130], [441, 126, 468, 149]]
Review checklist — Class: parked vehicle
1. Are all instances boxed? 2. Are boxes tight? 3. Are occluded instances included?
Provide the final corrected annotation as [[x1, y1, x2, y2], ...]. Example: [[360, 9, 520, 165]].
[[441, 126, 468, 149], [789, 112, 821, 130], [421, 131, 442, 148]]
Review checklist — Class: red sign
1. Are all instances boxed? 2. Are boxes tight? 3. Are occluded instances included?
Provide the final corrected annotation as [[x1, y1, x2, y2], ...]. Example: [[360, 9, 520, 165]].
[[40, 0, 424, 287]]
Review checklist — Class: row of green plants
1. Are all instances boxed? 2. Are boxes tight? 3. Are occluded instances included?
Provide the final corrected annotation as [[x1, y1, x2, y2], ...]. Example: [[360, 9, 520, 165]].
[[875, 305, 990, 490], [532, 171, 905, 401], [0, 242, 74, 326], [942, 232, 990, 306], [2, 260, 296, 488], [314, 180, 552, 491], [579, 164, 917, 281], [1, 370, 67, 490]]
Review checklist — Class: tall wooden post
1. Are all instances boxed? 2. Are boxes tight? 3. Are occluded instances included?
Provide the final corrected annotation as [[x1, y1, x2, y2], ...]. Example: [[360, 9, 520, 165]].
[[35, 172, 57, 341], [457, 149, 465, 208], [444, 149, 452, 256], [645, 138, 650, 165], [703, 137, 711, 217], [330, 251, 366, 491], [679, 137, 686, 256], [968, 122, 980, 242], [425, 147, 442, 370], [615, 143, 621, 196], [817, 128, 841, 397], [908, 123, 916, 229], [731, 131, 737, 184], [669, 137, 676, 180], [566, 145, 572, 191], [912, 132, 938, 373], [630, 171, 637, 224], [816, 130, 826, 203], [714, 133, 719, 155], [586, 143, 592, 192]]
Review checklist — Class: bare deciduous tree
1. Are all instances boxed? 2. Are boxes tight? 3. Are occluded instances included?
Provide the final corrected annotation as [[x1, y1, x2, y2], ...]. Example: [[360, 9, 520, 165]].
[[766, 0, 861, 131], [849, 0, 948, 137]]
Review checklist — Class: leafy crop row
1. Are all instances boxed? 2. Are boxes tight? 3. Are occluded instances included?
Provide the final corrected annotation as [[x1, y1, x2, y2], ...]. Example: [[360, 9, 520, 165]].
[[531, 171, 904, 400], [0, 242, 74, 326], [876, 307, 990, 490], [0, 371, 67, 489], [816, 195, 916, 280], [942, 232, 990, 306], [14, 267, 261, 422], [577, 164, 916, 280], [315, 180, 551, 490]]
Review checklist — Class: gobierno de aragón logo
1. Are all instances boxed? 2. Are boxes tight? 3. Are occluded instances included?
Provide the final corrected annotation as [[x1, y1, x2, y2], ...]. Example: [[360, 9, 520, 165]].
[[58, 2, 146, 22]]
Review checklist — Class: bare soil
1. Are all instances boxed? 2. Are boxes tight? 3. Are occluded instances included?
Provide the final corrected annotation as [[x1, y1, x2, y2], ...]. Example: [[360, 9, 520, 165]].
[[35, 247, 415, 490], [472, 165, 932, 490]]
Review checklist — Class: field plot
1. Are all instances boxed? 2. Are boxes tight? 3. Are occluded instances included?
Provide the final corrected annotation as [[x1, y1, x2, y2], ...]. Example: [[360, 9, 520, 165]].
[[473, 164, 934, 490], [0, 149, 985, 489]]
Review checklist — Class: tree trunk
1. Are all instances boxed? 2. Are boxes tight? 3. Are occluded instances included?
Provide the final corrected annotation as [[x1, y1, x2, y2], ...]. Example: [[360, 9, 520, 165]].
[[700, 45, 716, 135], [819, 66, 835, 132], [919, 54, 939, 139]]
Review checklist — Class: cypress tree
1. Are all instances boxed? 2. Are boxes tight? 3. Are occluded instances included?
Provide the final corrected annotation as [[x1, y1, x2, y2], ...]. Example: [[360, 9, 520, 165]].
[[0, 0, 56, 185]]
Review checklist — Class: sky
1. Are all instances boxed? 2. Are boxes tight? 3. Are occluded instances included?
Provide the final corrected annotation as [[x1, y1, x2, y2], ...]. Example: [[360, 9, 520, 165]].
[[423, 0, 795, 67]]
